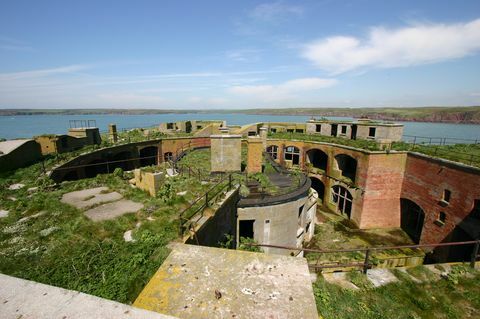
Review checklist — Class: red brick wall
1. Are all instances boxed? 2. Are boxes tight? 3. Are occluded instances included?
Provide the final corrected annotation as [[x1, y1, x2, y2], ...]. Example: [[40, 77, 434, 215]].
[[401, 154, 480, 244], [358, 153, 407, 228]]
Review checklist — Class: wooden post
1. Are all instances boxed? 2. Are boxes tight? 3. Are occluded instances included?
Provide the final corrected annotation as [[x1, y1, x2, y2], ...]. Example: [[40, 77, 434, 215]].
[[470, 240, 480, 268], [363, 249, 370, 274]]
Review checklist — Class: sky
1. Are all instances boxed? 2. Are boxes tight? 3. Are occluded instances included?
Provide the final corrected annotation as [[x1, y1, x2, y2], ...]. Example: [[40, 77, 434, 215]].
[[0, 0, 479, 109]]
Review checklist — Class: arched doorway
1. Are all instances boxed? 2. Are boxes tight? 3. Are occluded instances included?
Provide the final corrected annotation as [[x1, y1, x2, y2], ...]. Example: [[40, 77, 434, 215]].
[[306, 149, 328, 171], [331, 185, 353, 218], [400, 198, 425, 244], [310, 177, 325, 203], [139, 146, 158, 167]]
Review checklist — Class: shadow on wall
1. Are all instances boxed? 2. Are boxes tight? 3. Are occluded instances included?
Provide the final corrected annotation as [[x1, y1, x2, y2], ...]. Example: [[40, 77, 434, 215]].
[[428, 199, 480, 263]]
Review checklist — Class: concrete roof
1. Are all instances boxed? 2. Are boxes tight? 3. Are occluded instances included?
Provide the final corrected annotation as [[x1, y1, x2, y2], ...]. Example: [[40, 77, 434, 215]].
[[134, 243, 318, 319], [0, 139, 32, 155], [0, 274, 177, 319]]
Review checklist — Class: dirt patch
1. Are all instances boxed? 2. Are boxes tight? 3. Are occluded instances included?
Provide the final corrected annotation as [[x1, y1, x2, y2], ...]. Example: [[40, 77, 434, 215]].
[[84, 200, 144, 221]]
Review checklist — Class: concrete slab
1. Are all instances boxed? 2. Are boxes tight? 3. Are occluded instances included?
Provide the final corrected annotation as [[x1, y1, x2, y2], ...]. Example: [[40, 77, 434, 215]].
[[0, 210, 8, 218], [124, 230, 135, 242], [134, 243, 318, 319], [323, 272, 360, 290], [0, 274, 177, 319], [8, 183, 25, 190], [84, 199, 144, 221], [366, 268, 399, 287], [61, 186, 123, 209]]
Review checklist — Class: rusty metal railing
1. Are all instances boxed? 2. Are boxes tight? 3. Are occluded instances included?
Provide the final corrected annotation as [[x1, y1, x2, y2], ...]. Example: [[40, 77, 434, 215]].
[[243, 240, 480, 273], [178, 173, 236, 237]]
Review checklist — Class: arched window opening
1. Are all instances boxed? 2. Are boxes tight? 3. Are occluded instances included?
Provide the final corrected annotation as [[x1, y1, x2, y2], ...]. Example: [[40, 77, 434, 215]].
[[266, 145, 278, 159], [334, 154, 357, 183], [306, 149, 328, 171], [284, 146, 300, 165], [164, 152, 173, 162], [331, 185, 353, 218]]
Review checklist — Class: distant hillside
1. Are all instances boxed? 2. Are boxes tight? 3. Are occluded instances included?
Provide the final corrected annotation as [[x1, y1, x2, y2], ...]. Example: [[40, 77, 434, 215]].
[[0, 106, 479, 124], [230, 106, 480, 124]]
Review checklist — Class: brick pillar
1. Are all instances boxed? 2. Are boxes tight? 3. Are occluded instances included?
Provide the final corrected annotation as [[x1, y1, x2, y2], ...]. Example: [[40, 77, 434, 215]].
[[247, 136, 263, 174], [108, 124, 118, 143], [259, 127, 268, 150]]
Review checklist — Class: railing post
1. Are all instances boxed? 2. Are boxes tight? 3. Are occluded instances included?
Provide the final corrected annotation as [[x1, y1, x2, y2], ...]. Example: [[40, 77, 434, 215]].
[[205, 193, 209, 207], [228, 174, 232, 190], [363, 249, 370, 274], [106, 161, 110, 174], [470, 240, 480, 268]]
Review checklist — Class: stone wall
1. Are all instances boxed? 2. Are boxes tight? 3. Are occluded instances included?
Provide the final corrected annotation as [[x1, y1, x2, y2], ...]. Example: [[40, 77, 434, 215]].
[[185, 189, 239, 247], [210, 135, 241, 172], [134, 169, 165, 196], [246, 136, 263, 174]]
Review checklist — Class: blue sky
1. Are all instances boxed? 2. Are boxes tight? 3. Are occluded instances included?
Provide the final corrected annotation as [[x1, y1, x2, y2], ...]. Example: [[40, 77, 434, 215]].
[[0, 0, 479, 109]]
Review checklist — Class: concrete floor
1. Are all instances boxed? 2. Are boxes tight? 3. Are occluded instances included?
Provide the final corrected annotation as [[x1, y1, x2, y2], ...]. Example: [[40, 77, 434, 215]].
[[0, 274, 176, 319], [134, 243, 318, 319]]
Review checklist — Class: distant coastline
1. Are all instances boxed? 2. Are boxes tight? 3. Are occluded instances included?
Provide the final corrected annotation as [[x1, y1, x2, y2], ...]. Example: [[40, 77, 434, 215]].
[[0, 106, 479, 124]]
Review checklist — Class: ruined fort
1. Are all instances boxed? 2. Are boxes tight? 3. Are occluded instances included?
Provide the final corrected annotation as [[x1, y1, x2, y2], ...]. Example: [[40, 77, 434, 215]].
[[0, 118, 479, 318]]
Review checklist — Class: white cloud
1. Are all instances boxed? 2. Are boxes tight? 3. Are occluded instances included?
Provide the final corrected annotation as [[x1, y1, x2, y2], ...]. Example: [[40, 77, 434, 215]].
[[302, 18, 480, 74], [225, 49, 262, 62], [0, 65, 89, 81], [250, 1, 303, 23], [0, 35, 33, 52], [229, 77, 337, 100]]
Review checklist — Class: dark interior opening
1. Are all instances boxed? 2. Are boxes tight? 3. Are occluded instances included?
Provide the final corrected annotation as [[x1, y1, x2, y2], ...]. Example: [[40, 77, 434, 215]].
[[139, 146, 158, 167], [109, 151, 134, 171], [310, 177, 325, 202], [335, 154, 357, 183], [331, 124, 338, 136], [400, 198, 425, 244], [351, 124, 357, 139], [239, 220, 255, 239], [306, 149, 328, 171], [185, 121, 192, 133]]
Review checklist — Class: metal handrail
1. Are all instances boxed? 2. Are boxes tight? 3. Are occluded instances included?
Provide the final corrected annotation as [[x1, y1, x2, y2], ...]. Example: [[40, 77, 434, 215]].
[[178, 173, 235, 236], [244, 240, 480, 272]]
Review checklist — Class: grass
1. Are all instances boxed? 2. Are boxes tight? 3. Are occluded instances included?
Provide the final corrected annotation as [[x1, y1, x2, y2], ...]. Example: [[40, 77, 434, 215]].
[[306, 210, 423, 266], [269, 131, 480, 168], [391, 142, 480, 167], [0, 149, 219, 304], [269, 132, 381, 151], [314, 266, 480, 318]]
